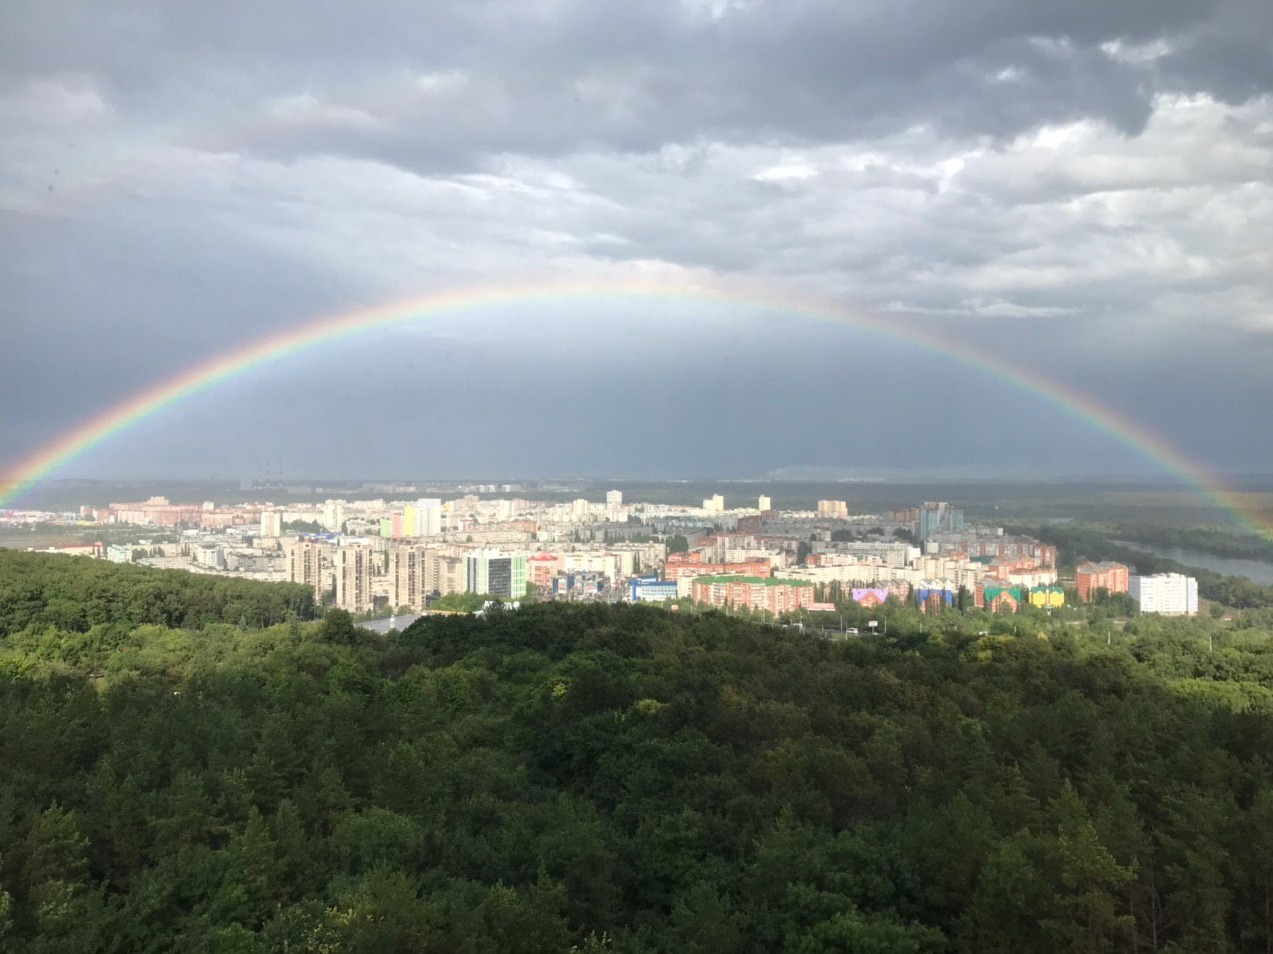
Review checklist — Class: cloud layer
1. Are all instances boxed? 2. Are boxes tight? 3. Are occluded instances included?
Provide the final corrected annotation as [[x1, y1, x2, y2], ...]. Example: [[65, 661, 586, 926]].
[[2, 0, 1271, 482]]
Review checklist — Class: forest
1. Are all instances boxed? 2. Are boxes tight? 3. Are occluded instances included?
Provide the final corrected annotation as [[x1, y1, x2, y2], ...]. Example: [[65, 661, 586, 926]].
[[2, 552, 1273, 950], [0, 550, 318, 636]]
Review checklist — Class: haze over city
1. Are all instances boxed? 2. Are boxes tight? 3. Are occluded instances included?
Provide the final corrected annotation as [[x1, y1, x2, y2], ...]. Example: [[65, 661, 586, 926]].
[[3, 0, 1273, 486]]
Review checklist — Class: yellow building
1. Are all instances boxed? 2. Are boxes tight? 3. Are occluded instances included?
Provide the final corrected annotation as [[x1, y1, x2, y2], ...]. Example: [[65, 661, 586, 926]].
[[1028, 585, 1065, 609]]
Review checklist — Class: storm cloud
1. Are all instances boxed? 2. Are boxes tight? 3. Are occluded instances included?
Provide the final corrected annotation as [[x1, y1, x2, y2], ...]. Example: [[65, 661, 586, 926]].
[[2, 0, 1271, 483]]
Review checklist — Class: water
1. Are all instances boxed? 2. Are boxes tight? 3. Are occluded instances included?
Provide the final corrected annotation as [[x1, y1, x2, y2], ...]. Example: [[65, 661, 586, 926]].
[[1114, 541, 1273, 586]]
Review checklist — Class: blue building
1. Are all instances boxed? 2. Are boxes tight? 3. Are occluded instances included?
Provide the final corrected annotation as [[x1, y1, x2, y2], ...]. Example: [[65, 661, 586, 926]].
[[629, 578, 679, 603]]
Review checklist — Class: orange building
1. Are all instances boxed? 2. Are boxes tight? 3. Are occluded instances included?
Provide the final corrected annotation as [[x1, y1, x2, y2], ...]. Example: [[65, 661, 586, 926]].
[[691, 576, 816, 614], [1075, 562, 1130, 601], [528, 553, 561, 588], [665, 553, 773, 582]]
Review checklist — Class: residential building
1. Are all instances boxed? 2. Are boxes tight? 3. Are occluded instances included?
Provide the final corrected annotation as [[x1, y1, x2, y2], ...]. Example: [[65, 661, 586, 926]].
[[1028, 585, 1066, 609], [915, 579, 957, 614], [1075, 561, 1130, 601], [664, 553, 773, 582], [1130, 573, 1198, 616], [691, 575, 816, 614], [285, 539, 328, 604], [851, 587, 889, 608], [918, 502, 966, 543], [979, 584, 1023, 613], [425, 552, 465, 598], [629, 578, 679, 603], [465, 550, 529, 599], [389, 545, 427, 611], [817, 500, 849, 519], [335, 544, 374, 614]]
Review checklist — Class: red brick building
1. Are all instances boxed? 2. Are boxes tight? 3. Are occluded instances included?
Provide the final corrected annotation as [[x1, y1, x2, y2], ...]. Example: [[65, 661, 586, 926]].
[[691, 575, 815, 615], [665, 553, 773, 582], [1075, 562, 1130, 601]]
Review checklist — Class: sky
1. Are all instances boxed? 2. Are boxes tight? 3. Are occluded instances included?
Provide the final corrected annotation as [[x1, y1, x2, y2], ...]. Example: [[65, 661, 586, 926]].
[[2, 0, 1272, 485]]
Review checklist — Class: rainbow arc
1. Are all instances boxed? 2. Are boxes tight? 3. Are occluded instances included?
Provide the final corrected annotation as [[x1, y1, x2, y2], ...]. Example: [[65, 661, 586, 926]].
[[1, 279, 1268, 543]]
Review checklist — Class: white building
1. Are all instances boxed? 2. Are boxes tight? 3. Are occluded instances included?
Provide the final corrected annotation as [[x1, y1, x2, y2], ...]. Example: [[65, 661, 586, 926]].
[[1130, 573, 1198, 616]]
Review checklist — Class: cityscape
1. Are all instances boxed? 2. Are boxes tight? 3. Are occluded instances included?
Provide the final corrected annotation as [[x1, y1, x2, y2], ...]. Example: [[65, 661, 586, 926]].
[[4, 489, 1200, 620], [4, 0, 1272, 947]]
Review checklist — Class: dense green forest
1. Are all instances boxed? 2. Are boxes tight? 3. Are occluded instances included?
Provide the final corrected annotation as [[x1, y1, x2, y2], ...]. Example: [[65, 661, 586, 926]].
[[0, 550, 318, 636], [3, 553, 1273, 950]]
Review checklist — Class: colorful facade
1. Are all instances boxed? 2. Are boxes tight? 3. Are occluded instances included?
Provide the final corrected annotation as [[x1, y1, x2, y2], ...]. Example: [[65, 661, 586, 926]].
[[1075, 561, 1130, 601], [915, 579, 956, 614], [979, 584, 1023, 613], [1028, 585, 1066, 610], [691, 575, 816, 615], [851, 587, 889, 608]]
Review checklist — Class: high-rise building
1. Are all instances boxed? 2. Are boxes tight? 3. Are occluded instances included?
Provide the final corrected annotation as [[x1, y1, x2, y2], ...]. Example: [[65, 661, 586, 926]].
[[918, 502, 965, 542], [285, 539, 329, 604], [260, 511, 282, 537], [335, 544, 374, 614], [758, 495, 772, 512], [817, 500, 849, 519], [389, 545, 426, 611], [606, 489, 623, 508], [426, 552, 465, 598], [465, 550, 529, 599], [702, 494, 725, 514], [1130, 573, 1198, 616], [417, 499, 443, 537], [321, 500, 345, 532]]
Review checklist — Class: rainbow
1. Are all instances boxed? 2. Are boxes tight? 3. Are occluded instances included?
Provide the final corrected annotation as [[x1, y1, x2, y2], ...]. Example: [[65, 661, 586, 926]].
[[2, 278, 1270, 543]]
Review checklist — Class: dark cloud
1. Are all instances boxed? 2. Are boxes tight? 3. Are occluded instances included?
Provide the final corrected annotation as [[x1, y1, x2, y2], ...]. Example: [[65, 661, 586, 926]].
[[1, 0, 1271, 484]]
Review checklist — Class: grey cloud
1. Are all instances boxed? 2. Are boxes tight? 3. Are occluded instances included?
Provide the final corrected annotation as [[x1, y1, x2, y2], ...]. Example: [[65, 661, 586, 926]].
[[3, 0, 1273, 482], [4, 0, 1260, 171]]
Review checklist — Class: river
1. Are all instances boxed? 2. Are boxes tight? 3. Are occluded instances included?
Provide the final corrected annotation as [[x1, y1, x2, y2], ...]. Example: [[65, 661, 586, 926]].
[[1113, 541, 1273, 586]]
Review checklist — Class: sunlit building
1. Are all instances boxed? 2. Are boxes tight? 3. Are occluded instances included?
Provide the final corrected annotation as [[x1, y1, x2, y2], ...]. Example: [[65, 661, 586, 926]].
[[979, 584, 1023, 613], [1075, 562, 1130, 602], [1028, 585, 1066, 610], [691, 575, 816, 614], [285, 539, 329, 604], [1130, 573, 1198, 616], [465, 550, 529, 599], [335, 544, 374, 614]]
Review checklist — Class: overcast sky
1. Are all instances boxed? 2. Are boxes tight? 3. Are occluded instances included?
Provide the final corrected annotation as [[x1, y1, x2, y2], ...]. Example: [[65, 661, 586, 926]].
[[3, 0, 1272, 485]]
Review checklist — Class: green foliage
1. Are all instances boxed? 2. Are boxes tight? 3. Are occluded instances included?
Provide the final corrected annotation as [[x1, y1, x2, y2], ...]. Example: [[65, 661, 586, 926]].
[[0, 550, 317, 636], [2, 557, 1273, 950], [429, 591, 501, 613]]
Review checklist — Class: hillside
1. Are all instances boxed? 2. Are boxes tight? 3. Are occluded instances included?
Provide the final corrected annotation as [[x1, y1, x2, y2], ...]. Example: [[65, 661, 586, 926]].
[[1, 556, 1273, 950]]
